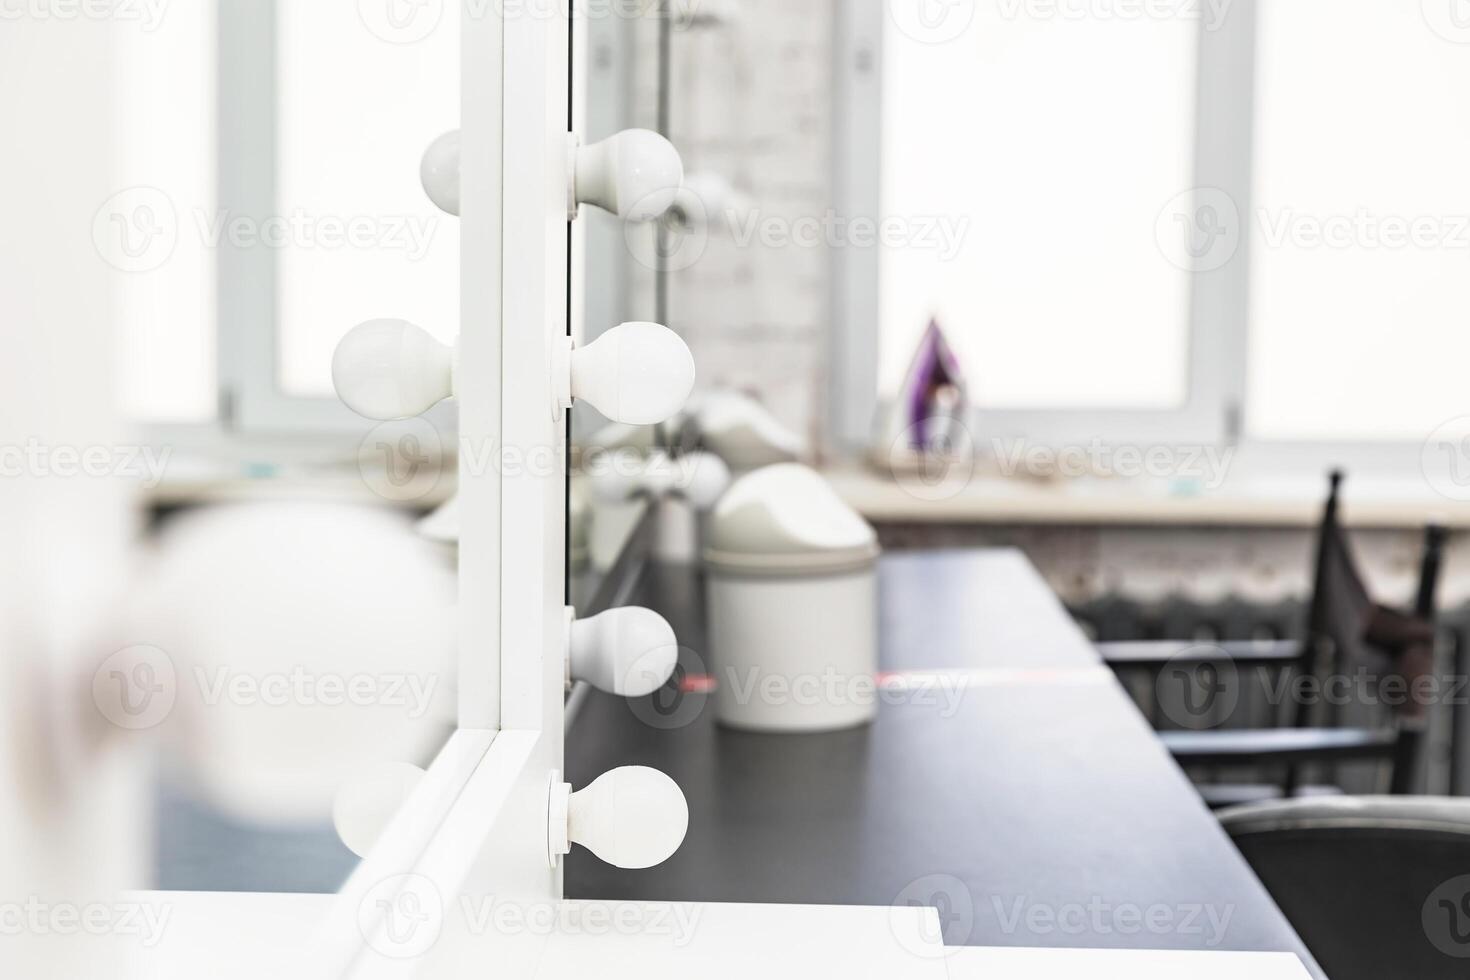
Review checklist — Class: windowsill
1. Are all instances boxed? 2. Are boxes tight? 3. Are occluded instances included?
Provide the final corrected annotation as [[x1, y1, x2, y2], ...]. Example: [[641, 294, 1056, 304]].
[[138, 448, 1467, 530], [822, 462, 1470, 530], [141, 455, 454, 511]]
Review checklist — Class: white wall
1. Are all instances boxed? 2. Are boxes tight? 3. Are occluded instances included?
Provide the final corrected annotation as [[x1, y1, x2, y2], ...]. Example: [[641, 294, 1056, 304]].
[[0, 14, 148, 974]]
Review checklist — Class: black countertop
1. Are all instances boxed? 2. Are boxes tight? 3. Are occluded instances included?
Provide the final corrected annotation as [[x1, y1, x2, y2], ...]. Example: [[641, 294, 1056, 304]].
[[566, 549, 1322, 975]]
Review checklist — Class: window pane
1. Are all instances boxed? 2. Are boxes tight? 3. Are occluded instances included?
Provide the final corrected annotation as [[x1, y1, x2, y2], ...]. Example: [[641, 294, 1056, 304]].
[[276, 5, 460, 398], [879, 8, 1198, 409], [1248, 0, 1470, 440], [112, 1, 217, 423]]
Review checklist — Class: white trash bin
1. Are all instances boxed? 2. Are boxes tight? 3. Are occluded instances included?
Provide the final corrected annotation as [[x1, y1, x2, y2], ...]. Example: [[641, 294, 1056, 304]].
[[704, 464, 881, 732]]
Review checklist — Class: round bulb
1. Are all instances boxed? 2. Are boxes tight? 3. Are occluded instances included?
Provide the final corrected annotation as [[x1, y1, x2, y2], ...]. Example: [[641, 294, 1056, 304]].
[[571, 321, 695, 426], [569, 606, 679, 698], [577, 129, 684, 222], [333, 762, 427, 858], [130, 503, 455, 824], [421, 130, 461, 216], [568, 766, 689, 869], [672, 451, 732, 509], [332, 319, 455, 421]]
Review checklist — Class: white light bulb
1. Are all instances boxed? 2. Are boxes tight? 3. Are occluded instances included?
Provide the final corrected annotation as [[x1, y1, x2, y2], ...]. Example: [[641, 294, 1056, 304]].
[[554, 767, 689, 870], [575, 129, 684, 222], [569, 606, 679, 698], [332, 319, 456, 421], [568, 321, 695, 425], [589, 450, 731, 509], [421, 130, 461, 216], [333, 762, 427, 858]]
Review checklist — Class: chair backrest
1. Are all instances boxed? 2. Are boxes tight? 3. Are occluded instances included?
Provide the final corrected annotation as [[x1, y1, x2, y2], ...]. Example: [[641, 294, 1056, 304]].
[[1298, 470, 1368, 729], [1415, 523, 1450, 622], [1296, 475, 1450, 793], [1302, 474, 1448, 727], [1221, 797, 1470, 980], [1387, 522, 1449, 792]]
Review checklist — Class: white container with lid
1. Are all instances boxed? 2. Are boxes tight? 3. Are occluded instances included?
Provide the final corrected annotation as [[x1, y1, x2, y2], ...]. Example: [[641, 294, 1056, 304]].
[[704, 464, 881, 731]]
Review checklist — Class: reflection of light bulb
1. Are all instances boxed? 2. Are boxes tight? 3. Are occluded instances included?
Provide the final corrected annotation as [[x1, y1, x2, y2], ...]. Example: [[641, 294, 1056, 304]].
[[670, 0, 740, 28], [133, 503, 455, 824], [692, 391, 806, 470], [667, 173, 755, 232], [332, 319, 456, 421], [588, 451, 731, 509], [420, 130, 461, 216], [333, 761, 427, 858]]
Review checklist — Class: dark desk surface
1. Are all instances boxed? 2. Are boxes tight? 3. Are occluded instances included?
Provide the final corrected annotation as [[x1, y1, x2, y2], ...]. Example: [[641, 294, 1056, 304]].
[[566, 549, 1322, 976]]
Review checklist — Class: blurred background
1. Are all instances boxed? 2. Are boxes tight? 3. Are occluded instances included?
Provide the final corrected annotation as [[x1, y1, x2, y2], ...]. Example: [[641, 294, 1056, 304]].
[[8, 0, 1470, 962]]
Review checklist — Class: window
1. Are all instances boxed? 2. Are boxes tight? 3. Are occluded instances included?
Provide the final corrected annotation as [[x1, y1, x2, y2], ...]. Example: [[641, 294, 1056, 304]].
[[275, 3, 460, 401], [845, 0, 1470, 460], [879, 9, 1199, 411], [114, 1, 459, 432], [1248, 0, 1470, 441]]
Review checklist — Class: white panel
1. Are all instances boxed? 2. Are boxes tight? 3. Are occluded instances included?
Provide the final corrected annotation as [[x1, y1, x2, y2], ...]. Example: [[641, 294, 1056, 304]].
[[879, 8, 1197, 409], [127, 894, 951, 979], [1248, 0, 1470, 440], [276, 2, 460, 398], [531, 903, 948, 979], [946, 946, 1312, 979], [122, 893, 1319, 980], [491, 0, 570, 908], [496, 5, 570, 728], [457, 0, 504, 730], [116, 892, 328, 979]]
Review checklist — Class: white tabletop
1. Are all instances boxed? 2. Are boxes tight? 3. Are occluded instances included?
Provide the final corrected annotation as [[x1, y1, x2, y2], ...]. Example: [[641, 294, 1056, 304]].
[[99, 892, 1309, 979]]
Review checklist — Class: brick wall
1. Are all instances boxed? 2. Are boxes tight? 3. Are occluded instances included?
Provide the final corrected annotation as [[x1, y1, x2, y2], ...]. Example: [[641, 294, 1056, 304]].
[[653, 0, 838, 451]]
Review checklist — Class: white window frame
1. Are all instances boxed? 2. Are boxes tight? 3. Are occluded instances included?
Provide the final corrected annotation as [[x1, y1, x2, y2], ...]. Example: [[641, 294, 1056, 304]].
[[209, 0, 457, 438]]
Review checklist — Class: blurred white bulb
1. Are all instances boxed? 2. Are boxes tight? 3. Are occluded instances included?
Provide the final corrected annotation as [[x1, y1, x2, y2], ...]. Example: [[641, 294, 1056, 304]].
[[420, 130, 461, 216], [332, 319, 456, 421], [132, 503, 455, 825]]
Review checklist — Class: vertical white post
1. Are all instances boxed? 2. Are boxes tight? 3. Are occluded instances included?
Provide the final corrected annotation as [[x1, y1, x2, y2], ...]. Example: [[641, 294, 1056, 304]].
[[499, 0, 569, 748], [457, 0, 505, 731], [488, 0, 571, 897]]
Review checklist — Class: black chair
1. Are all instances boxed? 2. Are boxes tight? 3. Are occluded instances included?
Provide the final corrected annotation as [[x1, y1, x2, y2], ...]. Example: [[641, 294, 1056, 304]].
[[1221, 796, 1470, 980], [1099, 471, 1451, 805]]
